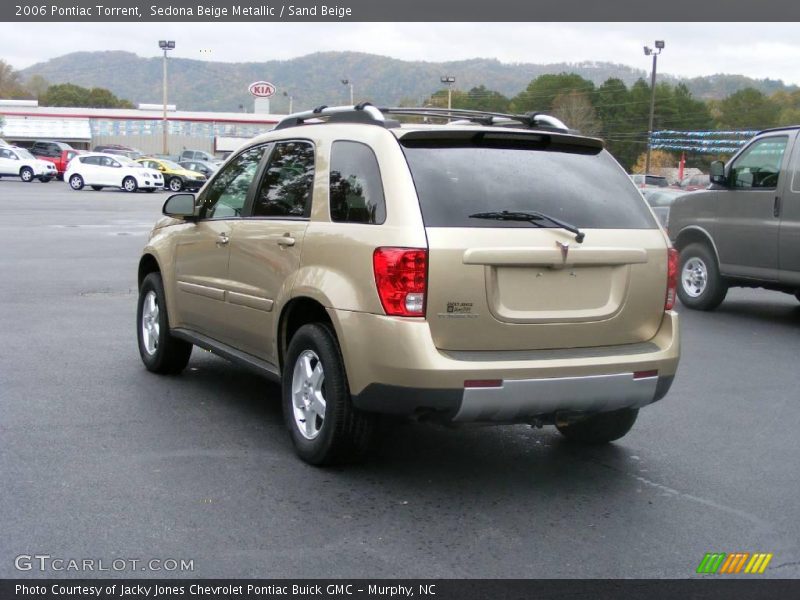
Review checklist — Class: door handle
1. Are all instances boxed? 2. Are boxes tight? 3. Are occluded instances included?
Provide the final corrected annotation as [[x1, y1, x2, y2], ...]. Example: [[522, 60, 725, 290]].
[[774, 196, 782, 218], [216, 232, 229, 246], [276, 234, 296, 247]]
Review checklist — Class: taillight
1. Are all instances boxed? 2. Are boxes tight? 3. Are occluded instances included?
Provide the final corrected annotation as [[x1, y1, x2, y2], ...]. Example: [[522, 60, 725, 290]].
[[373, 247, 427, 316], [665, 247, 679, 310]]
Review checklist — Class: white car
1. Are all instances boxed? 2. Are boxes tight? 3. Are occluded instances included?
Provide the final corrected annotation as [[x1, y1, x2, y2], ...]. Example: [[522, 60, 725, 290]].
[[0, 146, 57, 182], [65, 153, 164, 192]]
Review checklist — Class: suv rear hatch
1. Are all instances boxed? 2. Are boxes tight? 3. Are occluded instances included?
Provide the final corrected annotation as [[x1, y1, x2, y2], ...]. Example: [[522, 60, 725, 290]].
[[399, 129, 667, 351]]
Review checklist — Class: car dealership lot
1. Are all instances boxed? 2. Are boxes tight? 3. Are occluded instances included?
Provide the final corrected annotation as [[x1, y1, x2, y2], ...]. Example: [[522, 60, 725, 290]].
[[1, 179, 799, 578]]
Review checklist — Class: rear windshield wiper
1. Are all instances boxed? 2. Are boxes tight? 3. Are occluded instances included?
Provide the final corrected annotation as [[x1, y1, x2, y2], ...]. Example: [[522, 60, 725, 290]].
[[468, 210, 585, 243]]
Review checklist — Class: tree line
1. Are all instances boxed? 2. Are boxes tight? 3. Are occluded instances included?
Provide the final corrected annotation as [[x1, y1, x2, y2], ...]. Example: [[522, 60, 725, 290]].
[[3, 57, 800, 172]]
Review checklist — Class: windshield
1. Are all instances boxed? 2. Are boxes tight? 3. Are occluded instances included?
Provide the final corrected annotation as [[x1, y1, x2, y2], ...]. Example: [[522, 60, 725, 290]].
[[402, 139, 657, 229], [159, 159, 183, 170], [15, 148, 36, 160], [117, 156, 139, 166]]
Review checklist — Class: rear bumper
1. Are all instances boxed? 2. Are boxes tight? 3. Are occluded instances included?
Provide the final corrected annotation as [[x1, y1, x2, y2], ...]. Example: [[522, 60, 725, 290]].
[[333, 309, 679, 422]]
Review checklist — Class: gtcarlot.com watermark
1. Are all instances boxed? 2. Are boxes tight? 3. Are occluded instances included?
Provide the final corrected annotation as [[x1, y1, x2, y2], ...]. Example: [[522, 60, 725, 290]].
[[15, 554, 194, 573]]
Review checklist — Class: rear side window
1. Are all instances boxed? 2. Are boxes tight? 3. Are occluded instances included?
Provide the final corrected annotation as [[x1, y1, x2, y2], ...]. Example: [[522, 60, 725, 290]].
[[329, 141, 386, 224], [252, 141, 315, 218], [81, 156, 99, 165], [401, 137, 656, 229]]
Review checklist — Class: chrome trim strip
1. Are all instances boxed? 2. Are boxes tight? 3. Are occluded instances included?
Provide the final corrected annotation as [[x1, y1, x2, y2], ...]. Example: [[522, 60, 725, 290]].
[[177, 281, 225, 301], [227, 291, 274, 312], [454, 373, 658, 422]]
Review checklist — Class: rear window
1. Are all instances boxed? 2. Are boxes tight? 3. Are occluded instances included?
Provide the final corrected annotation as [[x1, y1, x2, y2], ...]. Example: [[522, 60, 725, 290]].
[[402, 137, 656, 229]]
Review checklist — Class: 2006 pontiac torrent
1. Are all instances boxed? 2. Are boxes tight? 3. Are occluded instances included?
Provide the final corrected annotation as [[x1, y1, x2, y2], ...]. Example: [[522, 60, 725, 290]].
[[137, 104, 680, 465]]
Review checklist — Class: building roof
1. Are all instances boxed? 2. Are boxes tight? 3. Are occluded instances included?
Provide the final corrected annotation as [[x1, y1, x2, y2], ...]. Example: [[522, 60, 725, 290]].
[[0, 101, 281, 125]]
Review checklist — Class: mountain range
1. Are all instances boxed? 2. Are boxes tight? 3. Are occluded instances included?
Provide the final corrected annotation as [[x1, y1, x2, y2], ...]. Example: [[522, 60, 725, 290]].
[[20, 50, 798, 113]]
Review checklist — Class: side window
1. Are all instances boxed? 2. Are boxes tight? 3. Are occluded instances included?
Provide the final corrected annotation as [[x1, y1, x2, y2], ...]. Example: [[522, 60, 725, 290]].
[[200, 145, 266, 220], [730, 136, 788, 189], [81, 156, 98, 165], [251, 141, 315, 218], [329, 141, 386, 224]]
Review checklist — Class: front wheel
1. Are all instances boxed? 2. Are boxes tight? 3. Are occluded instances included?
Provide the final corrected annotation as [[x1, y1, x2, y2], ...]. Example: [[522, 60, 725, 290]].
[[122, 176, 138, 193], [39, 176, 52, 183], [137, 272, 192, 374], [282, 323, 376, 465], [556, 408, 639, 444], [20, 167, 34, 182], [91, 185, 103, 191], [677, 243, 728, 310], [168, 177, 183, 192], [69, 174, 85, 190]]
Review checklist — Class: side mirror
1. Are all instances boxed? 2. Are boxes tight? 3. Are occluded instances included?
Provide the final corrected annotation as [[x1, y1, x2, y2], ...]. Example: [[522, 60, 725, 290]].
[[158, 165, 166, 172], [710, 161, 726, 186], [163, 193, 197, 220]]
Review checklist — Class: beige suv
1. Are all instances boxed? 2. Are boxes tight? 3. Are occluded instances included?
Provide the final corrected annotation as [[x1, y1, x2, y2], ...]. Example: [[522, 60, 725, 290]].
[[137, 105, 680, 465]]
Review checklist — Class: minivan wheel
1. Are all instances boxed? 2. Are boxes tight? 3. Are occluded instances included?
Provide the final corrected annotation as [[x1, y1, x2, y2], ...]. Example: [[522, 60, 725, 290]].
[[556, 408, 639, 444], [122, 176, 138, 192], [677, 243, 728, 311], [20, 167, 34, 182], [69, 174, 84, 190], [168, 177, 183, 192], [137, 272, 192, 374], [282, 323, 376, 465]]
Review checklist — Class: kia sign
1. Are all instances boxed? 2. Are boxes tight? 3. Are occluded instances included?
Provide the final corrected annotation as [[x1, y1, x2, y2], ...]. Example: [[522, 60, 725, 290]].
[[248, 81, 276, 98]]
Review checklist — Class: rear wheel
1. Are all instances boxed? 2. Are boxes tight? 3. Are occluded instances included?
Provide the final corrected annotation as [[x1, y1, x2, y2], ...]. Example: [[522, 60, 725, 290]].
[[20, 167, 34, 182], [39, 176, 52, 183], [282, 323, 376, 465], [91, 185, 103, 191], [137, 272, 192, 374], [677, 243, 727, 311], [168, 177, 183, 192], [122, 176, 138, 193], [556, 408, 639, 444], [69, 174, 84, 190]]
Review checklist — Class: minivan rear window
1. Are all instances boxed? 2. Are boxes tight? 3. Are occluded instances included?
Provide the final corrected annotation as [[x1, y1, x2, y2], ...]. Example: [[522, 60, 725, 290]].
[[401, 138, 656, 229]]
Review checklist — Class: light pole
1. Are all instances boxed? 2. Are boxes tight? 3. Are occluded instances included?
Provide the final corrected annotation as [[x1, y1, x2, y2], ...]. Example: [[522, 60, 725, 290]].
[[643, 40, 665, 176], [158, 40, 175, 155], [283, 91, 293, 113], [341, 79, 353, 105], [440, 76, 455, 110]]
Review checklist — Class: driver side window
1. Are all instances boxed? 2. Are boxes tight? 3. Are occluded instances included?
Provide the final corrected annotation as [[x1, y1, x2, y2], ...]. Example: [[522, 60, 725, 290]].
[[199, 145, 266, 220], [730, 136, 788, 189]]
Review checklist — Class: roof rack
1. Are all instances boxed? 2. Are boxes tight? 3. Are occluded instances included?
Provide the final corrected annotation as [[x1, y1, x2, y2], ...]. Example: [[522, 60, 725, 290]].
[[273, 103, 572, 133]]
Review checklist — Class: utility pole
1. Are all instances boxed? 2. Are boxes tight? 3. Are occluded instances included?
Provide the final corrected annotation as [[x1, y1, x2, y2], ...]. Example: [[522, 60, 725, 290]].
[[644, 40, 665, 176], [440, 75, 456, 110], [158, 40, 175, 155], [341, 79, 353, 105]]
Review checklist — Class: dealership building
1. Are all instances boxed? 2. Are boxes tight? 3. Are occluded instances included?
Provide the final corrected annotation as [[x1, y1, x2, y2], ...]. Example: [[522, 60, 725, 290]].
[[0, 99, 281, 156]]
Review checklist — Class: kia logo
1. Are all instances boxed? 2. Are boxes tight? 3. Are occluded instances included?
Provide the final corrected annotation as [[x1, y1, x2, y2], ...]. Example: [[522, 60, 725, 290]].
[[248, 81, 276, 98]]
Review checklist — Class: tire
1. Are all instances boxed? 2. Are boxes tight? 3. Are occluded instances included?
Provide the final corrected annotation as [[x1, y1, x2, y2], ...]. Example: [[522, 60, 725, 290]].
[[91, 185, 103, 191], [677, 243, 728, 311], [556, 408, 639, 444], [122, 176, 138, 193], [145, 188, 156, 193], [282, 323, 376, 465], [795, 292, 800, 303], [168, 177, 183, 192], [137, 272, 192, 374], [69, 174, 84, 190], [20, 167, 34, 182], [39, 176, 52, 183]]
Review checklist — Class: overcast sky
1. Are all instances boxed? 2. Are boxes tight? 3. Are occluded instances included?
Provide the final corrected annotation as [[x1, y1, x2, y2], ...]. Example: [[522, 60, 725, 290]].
[[2, 22, 799, 85]]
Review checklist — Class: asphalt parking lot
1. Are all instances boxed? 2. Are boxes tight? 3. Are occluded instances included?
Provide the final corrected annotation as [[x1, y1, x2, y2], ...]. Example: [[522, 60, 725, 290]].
[[1, 178, 799, 579]]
